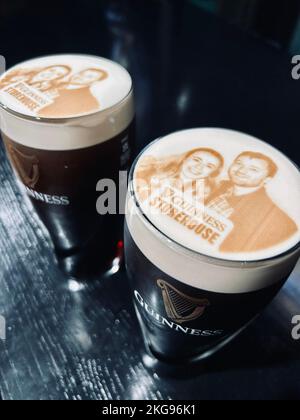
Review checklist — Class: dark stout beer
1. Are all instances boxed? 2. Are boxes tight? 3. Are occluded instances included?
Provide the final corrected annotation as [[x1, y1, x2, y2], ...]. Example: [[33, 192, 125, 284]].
[[0, 54, 134, 278], [125, 128, 300, 363], [125, 224, 291, 362]]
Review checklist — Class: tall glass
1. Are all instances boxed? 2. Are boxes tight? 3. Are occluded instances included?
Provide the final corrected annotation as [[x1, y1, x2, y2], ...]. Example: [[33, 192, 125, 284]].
[[125, 128, 300, 364], [0, 54, 135, 278]]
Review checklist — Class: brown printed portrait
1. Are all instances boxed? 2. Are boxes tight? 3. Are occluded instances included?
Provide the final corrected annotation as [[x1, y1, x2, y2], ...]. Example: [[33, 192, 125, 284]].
[[135, 146, 299, 255], [0, 64, 108, 118]]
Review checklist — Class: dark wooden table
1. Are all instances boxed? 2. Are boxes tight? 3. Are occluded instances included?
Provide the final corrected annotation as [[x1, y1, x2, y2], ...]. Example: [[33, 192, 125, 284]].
[[0, 0, 300, 400]]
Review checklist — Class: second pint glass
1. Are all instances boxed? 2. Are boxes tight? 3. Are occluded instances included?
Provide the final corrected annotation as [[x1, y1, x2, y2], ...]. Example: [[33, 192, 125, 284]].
[[0, 54, 135, 278], [125, 128, 300, 363]]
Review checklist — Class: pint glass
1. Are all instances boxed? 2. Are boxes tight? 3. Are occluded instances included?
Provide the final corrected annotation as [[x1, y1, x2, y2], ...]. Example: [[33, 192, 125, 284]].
[[125, 128, 300, 363], [0, 54, 135, 278]]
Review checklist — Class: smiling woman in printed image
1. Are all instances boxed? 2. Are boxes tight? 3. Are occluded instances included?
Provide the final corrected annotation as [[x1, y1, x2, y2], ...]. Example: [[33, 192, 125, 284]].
[[136, 148, 224, 203], [28, 65, 71, 92]]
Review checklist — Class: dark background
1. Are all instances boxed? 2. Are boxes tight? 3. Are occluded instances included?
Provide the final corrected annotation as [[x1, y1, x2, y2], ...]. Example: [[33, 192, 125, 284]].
[[1, 0, 300, 160], [2, 0, 300, 56], [193, 0, 300, 51], [0, 0, 300, 401]]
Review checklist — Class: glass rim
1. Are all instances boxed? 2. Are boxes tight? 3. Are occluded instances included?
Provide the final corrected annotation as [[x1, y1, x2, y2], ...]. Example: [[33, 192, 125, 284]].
[[128, 130, 300, 268], [0, 53, 133, 124]]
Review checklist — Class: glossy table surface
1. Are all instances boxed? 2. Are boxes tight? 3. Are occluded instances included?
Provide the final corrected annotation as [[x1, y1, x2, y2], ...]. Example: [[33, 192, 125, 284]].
[[0, 0, 300, 400]]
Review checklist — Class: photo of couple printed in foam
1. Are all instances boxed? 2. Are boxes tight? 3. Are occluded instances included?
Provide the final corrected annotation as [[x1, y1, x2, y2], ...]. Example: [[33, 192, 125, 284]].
[[0, 64, 108, 117], [135, 148, 298, 254]]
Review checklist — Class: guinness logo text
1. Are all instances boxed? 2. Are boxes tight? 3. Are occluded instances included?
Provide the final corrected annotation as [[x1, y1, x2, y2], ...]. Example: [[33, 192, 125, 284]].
[[134, 290, 223, 337]]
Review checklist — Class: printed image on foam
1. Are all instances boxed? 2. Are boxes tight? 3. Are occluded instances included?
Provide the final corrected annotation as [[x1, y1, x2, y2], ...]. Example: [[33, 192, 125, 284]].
[[133, 129, 300, 262]]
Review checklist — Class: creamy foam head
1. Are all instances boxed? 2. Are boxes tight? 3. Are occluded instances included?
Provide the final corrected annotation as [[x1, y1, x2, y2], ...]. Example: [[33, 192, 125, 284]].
[[0, 55, 134, 150], [0, 54, 132, 119], [131, 128, 300, 263], [126, 196, 300, 293]]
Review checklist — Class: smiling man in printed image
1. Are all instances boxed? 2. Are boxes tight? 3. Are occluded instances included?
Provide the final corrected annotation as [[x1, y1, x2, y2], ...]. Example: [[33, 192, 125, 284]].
[[28, 65, 71, 92], [207, 151, 298, 253]]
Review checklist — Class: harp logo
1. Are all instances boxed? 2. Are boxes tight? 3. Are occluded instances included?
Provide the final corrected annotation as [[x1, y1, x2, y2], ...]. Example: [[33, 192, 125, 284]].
[[157, 280, 210, 324]]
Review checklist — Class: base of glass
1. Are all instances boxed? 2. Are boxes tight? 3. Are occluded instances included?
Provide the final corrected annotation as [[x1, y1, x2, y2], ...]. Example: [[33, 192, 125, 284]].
[[57, 239, 124, 280], [141, 318, 257, 377]]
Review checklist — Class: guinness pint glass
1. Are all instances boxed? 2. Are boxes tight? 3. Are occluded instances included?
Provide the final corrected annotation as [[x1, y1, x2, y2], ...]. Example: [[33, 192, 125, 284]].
[[125, 128, 300, 363], [0, 55, 134, 278]]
